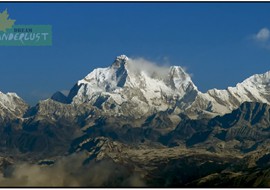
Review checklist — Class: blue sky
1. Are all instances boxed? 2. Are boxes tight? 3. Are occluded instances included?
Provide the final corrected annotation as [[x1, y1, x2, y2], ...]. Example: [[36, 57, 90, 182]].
[[1, 2, 270, 105]]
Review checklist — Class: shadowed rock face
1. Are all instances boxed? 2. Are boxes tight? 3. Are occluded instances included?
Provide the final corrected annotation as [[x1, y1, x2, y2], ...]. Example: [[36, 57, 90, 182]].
[[207, 102, 270, 145], [211, 102, 270, 128]]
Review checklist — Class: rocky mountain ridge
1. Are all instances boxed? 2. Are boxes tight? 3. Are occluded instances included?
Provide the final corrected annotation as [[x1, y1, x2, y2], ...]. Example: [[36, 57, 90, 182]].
[[2, 55, 270, 121], [49, 55, 270, 119]]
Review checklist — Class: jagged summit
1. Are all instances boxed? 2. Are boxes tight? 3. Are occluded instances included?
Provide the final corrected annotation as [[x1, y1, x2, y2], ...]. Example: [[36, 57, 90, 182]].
[[111, 55, 129, 69], [116, 54, 129, 61], [114, 55, 129, 62]]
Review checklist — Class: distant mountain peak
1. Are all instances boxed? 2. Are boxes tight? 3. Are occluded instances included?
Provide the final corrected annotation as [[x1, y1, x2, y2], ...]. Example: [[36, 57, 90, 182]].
[[51, 91, 68, 104], [0, 91, 28, 119]]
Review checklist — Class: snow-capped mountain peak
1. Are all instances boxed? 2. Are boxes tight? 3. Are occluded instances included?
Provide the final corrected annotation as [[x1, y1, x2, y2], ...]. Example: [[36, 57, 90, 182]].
[[169, 66, 197, 91], [0, 91, 28, 120], [78, 56, 129, 92], [241, 71, 270, 90], [69, 55, 199, 117], [187, 70, 270, 118]]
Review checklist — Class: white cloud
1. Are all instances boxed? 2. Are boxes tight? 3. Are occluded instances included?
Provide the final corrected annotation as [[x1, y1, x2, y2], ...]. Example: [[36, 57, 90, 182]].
[[127, 57, 171, 79], [126, 57, 193, 80], [254, 27, 270, 42], [0, 153, 145, 187]]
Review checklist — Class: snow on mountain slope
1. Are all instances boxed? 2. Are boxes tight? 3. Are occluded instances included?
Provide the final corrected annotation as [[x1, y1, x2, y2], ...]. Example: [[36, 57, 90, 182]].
[[45, 55, 270, 119], [187, 71, 270, 118], [0, 91, 28, 120], [68, 55, 199, 118]]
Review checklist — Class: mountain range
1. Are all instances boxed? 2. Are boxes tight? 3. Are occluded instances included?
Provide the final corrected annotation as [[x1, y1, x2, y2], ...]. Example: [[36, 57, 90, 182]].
[[0, 55, 270, 187]]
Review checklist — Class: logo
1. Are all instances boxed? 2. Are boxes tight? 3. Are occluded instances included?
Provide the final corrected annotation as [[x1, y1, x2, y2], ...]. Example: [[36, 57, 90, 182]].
[[0, 9, 52, 46]]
